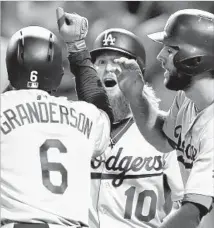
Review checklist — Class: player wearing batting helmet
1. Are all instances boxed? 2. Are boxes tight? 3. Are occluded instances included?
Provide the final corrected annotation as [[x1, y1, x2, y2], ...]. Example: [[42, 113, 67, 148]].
[[89, 28, 184, 228], [6, 26, 64, 92], [90, 28, 147, 123], [148, 8, 214, 91], [90, 28, 146, 73], [114, 9, 214, 228], [1, 22, 112, 227]]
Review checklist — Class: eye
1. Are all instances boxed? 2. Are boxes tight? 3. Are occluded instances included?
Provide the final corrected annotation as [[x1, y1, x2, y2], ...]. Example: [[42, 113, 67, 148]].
[[97, 59, 107, 65]]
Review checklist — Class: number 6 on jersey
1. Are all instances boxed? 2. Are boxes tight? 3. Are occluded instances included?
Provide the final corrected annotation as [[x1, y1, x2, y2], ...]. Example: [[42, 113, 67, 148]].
[[40, 139, 68, 194]]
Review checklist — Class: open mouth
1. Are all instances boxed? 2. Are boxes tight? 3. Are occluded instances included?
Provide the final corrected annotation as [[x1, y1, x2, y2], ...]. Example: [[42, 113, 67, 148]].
[[104, 78, 117, 88]]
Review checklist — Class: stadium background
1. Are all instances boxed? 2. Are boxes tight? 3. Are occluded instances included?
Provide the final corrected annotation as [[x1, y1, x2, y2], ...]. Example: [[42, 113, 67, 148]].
[[1, 1, 214, 110]]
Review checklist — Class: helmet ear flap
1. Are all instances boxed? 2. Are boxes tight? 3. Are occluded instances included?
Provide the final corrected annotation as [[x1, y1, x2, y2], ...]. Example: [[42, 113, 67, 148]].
[[174, 55, 214, 76], [181, 57, 201, 68]]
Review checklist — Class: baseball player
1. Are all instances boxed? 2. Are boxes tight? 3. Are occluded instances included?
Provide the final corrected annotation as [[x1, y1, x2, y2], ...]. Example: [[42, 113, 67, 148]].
[[114, 9, 214, 228], [63, 24, 184, 227], [1, 20, 112, 228]]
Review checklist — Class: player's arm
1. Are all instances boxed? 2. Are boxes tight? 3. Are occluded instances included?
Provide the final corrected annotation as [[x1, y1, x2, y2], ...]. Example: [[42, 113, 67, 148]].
[[161, 151, 184, 222], [68, 50, 114, 122], [163, 151, 184, 203], [92, 109, 111, 158], [160, 130, 214, 228], [56, 8, 113, 123], [115, 57, 174, 153], [159, 202, 203, 228]]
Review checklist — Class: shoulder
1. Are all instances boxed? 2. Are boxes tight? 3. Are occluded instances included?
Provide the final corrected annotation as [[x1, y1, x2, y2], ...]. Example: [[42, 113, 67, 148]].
[[71, 100, 101, 114], [2, 89, 49, 101], [167, 91, 190, 119], [197, 103, 214, 142], [200, 118, 214, 141], [1, 89, 51, 110], [1, 90, 22, 108], [62, 99, 108, 122], [1, 90, 18, 98]]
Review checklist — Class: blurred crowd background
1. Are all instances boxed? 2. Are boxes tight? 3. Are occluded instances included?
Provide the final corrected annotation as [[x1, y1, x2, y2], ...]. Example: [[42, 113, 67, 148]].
[[1, 1, 214, 110]]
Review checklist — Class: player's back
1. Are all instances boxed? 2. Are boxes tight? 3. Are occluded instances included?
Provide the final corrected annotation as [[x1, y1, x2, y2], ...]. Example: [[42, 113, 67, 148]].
[[1, 89, 110, 227]]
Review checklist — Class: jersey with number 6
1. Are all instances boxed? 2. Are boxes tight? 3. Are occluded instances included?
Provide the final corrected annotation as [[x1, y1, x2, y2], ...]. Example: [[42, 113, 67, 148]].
[[90, 123, 184, 228], [1, 89, 110, 226]]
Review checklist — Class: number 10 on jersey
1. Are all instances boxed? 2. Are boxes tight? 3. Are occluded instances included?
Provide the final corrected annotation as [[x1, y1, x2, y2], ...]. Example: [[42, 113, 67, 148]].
[[124, 186, 157, 222]]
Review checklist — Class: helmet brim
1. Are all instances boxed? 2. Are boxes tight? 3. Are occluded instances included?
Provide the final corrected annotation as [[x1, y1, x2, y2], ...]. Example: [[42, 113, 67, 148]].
[[147, 31, 165, 43], [90, 47, 135, 62]]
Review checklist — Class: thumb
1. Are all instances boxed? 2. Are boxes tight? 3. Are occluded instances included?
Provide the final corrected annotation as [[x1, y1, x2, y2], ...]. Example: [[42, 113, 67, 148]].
[[56, 7, 65, 30]]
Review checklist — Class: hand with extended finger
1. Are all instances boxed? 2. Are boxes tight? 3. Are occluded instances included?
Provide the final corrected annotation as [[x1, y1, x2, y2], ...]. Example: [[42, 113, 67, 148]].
[[56, 7, 88, 52], [114, 57, 145, 100]]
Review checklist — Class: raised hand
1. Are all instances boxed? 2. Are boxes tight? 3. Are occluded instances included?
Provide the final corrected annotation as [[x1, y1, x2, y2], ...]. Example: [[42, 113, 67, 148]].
[[114, 57, 145, 100], [56, 7, 88, 51]]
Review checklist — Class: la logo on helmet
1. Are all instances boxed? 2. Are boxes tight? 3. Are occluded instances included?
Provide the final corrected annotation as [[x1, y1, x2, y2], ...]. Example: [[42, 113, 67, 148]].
[[103, 33, 116, 46]]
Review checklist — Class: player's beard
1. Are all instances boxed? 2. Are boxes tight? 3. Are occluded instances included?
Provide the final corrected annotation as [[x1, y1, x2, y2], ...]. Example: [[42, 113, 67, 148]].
[[107, 91, 131, 123], [165, 68, 193, 91]]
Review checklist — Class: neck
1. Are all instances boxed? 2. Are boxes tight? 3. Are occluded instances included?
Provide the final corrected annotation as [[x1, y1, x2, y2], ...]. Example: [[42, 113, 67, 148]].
[[185, 78, 214, 111]]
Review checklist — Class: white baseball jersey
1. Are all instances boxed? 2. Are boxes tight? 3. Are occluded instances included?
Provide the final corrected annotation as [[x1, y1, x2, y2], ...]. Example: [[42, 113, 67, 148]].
[[90, 122, 184, 228], [1, 89, 110, 226], [163, 91, 214, 210]]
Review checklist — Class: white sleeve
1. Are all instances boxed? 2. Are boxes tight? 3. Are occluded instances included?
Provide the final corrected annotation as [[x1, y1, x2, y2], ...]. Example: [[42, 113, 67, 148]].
[[184, 136, 214, 209], [183, 119, 214, 210], [163, 150, 184, 202], [93, 109, 110, 158]]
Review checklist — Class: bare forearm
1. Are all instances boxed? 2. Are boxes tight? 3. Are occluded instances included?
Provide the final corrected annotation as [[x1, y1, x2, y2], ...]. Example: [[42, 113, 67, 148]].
[[114, 57, 172, 152], [129, 85, 171, 152]]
